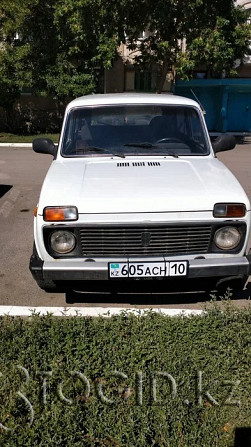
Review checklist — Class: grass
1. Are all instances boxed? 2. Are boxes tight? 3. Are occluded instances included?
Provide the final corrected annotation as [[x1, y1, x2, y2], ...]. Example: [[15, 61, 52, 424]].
[[0, 303, 250, 446], [0, 133, 60, 144]]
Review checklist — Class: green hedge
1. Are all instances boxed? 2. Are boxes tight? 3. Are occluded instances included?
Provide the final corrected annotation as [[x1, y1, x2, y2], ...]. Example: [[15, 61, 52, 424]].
[[0, 133, 60, 143], [0, 306, 250, 446]]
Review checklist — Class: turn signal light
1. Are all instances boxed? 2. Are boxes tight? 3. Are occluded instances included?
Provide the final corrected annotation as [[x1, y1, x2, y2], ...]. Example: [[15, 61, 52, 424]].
[[213, 203, 246, 218], [43, 206, 78, 221]]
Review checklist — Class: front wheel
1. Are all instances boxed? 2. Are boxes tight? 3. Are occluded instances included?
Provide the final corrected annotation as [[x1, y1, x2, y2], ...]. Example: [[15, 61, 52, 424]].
[[36, 278, 59, 293], [30, 242, 63, 293], [208, 276, 248, 296]]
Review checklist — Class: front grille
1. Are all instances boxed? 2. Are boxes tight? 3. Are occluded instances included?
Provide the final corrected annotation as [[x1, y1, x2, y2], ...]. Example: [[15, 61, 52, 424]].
[[79, 224, 212, 257]]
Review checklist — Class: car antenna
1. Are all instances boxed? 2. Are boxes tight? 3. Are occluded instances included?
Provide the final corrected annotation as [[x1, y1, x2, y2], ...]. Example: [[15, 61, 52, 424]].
[[190, 89, 206, 115]]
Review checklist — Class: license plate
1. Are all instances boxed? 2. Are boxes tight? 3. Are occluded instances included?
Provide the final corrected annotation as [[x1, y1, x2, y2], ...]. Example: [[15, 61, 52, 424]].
[[109, 261, 188, 278]]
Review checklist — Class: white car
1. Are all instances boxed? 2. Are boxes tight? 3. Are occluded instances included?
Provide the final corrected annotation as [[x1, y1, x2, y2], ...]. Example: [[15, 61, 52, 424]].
[[30, 93, 251, 295]]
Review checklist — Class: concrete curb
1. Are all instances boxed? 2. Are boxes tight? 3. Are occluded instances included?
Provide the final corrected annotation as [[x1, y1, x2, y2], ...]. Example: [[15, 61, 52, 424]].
[[0, 306, 204, 317], [0, 143, 32, 147]]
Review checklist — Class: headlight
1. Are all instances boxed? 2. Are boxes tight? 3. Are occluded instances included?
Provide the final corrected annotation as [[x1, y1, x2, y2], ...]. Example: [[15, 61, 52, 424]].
[[214, 227, 241, 250], [50, 231, 76, 254]]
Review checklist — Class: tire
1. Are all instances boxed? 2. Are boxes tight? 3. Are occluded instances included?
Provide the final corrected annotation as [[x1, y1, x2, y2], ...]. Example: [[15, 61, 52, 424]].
[[31, 242, 60, 293], [211, 276, 248, 296], [36, 278, 59, 293]]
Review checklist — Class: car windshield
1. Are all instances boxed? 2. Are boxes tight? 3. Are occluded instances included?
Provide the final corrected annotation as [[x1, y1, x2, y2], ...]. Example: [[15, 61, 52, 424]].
[[61, 104, 210, 157]]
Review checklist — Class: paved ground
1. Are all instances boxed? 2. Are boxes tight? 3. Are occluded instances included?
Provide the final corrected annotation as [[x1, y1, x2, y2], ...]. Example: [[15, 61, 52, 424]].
[[0, 143, 251, 309]]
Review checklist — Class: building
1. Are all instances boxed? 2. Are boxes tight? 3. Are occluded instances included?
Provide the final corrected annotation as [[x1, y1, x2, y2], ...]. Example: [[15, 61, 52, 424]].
[[104, 42, 173, 94]]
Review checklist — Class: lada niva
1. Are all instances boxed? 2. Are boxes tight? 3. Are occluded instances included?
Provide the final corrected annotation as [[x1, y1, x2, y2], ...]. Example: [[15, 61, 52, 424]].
[[30, 93, 251, 294]]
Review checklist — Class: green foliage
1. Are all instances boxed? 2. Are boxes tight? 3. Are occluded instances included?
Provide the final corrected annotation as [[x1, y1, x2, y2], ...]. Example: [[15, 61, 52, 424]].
[[0, 0, 55, 106], [0, 307, 250, 446], [46, 66, 96, 98], [0, 0, 123, 103], [0, 133, 60, 143], [0, 43, 31, 108], [178, 6, 251, 78], [126, 0, 251, 90], [126, 0, 185, 89], [50, 0, 122, 97], [0, 0, 250, 103]]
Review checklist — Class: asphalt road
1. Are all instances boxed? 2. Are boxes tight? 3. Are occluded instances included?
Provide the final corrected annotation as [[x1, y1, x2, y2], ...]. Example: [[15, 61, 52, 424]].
[[1, 143, 251, 309]]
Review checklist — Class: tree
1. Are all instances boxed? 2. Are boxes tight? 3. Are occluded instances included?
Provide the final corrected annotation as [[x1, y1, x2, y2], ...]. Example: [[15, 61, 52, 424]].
[[0, 0, 33, 129], [125, 0, 251, 92], [0, 0, 127, 104], [178, 1, 251, 79], [0, 1, 29, 99], [0, 0, 250, 116], [0, 0, 129, 131]]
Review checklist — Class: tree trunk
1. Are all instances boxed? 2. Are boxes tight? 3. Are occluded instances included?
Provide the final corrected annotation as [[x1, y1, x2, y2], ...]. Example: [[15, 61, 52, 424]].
[[156, 61, 169, 94]]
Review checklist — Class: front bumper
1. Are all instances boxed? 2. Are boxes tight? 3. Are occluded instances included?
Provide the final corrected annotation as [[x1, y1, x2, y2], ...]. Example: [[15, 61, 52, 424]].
[[30, 255, 251, 283]]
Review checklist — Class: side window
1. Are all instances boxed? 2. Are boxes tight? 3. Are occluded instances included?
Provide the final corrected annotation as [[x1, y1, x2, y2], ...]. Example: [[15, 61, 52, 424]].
[[63, 110, 91, 153]]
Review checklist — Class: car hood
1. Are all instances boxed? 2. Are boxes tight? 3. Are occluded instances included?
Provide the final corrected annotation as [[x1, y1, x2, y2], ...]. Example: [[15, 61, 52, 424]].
[[38, 157, 250, 214]]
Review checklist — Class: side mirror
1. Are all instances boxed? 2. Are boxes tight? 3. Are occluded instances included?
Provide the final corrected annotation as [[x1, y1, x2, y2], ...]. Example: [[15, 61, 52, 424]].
[[33, 138, 57, 157], [212, 134, 236, 154]]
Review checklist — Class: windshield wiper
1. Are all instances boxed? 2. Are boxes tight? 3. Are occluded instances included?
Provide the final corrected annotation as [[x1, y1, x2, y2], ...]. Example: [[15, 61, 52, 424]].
[[81, 146, 125, 158], [124, 142, 179, 158]]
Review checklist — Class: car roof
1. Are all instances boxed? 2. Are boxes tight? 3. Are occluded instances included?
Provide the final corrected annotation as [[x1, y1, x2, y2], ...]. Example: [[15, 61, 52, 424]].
[[66, 93, 200, 110]]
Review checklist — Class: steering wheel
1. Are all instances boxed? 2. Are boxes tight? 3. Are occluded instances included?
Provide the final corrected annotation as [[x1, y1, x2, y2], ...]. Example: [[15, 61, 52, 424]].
[[155, 137, 183, 144]]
